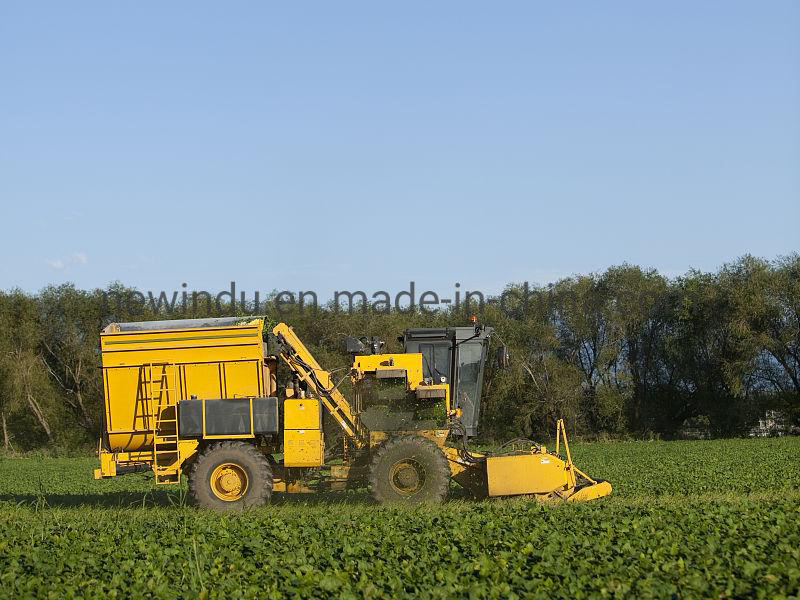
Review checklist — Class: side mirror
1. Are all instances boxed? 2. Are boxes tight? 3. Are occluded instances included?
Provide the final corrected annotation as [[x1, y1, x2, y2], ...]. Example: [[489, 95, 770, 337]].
[[496, 345, 510, 369]]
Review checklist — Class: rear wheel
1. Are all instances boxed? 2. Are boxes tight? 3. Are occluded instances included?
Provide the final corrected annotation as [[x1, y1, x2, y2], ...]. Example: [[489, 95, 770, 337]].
[[189, 441, 273, 510], [369, 435, 450, 504]]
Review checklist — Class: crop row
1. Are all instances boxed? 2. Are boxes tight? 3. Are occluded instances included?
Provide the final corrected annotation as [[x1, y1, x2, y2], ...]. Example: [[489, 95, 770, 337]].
[[0, 436, 798, 599]]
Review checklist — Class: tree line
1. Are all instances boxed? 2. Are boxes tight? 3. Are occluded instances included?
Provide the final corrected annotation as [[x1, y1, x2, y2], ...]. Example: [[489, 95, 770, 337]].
[[0, 254, 797, 451]]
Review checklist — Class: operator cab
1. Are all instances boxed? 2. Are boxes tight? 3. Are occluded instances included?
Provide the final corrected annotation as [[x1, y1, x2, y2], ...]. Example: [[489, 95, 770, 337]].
[[401, 326, 493, 437]]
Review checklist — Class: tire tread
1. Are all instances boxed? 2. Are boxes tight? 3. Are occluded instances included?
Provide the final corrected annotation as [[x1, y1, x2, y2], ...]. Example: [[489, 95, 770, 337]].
[[188, 441, 273, 509], [368, 435, 450, 505]]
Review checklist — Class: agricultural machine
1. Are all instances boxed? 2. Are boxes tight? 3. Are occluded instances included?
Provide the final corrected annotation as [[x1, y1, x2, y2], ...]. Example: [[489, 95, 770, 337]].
[[94, 317, 611, 509]]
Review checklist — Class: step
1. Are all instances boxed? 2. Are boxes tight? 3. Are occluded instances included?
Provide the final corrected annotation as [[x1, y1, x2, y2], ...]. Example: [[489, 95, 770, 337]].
[[155, 464, 180, 471], [155, 476, 181, 485]]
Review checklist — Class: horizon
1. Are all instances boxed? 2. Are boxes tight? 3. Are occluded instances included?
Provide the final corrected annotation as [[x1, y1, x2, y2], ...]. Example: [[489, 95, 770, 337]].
[[4, 251, 795, 306]]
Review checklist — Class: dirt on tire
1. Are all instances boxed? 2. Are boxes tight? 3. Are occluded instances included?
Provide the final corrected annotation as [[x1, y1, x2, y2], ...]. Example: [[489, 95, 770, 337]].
[[369, 435, 450, 505], [189, 441, 273, 510]]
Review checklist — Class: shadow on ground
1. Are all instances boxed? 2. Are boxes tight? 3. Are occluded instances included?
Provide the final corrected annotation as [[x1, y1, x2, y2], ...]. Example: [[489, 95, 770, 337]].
[[0, 485, 474, 509], [0, 490, 186, 508]]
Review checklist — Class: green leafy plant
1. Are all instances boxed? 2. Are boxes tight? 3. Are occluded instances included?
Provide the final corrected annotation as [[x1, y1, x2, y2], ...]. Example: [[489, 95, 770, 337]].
[[0, 437, 798, 598]]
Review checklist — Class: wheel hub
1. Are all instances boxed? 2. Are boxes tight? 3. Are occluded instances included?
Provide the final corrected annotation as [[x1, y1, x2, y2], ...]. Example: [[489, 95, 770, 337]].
[[211, 463, 249, 501], [389, 459, 426, 495]]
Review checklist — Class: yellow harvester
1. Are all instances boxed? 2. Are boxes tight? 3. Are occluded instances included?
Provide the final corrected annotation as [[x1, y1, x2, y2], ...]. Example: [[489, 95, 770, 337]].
[[95, 317, 611, 509]]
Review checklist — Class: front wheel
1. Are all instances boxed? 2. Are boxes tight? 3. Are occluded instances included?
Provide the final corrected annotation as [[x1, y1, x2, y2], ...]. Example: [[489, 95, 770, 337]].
[[189, 441, 273, 510], [369, 435, 450, 505]]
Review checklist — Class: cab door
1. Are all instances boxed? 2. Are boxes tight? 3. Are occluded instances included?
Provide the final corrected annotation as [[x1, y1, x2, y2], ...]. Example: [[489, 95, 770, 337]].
[[418, 342, 452, 384]]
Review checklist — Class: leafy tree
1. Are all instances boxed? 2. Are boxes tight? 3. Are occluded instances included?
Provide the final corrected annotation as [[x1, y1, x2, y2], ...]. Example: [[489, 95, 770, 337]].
[[0, 290, 55, 444], [1, 255, 798, 449], [38, 284, 104, 436]]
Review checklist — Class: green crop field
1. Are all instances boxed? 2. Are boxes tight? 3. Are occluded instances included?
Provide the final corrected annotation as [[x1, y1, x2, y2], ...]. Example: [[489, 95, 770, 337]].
[[1, 437, 799, 599]]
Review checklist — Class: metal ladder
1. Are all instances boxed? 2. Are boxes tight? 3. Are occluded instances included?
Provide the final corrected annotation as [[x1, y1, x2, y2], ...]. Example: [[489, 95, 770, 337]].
[[146, 364, 181, 484]]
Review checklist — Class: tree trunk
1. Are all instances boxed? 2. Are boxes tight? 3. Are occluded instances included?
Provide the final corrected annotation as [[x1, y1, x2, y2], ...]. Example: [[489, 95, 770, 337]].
[[17, 355, 54, 442], [1, 411, 12, 452], [25, 390, 53, 442], [74, 389, 96, 432]]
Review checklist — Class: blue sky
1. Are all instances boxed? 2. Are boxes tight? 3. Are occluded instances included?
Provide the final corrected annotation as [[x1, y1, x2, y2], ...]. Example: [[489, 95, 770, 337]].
[[1, 1, 798, 301]]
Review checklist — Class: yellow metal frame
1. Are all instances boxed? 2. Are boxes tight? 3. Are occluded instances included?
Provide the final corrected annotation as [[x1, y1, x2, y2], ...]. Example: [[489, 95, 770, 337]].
[[273, 323, 368, 447], [95, 440, 199, 480], [555, 418, 601, 490], [147, 363, 182, 483], [442, 420, 612, 501], [351, 353, 425, 388]]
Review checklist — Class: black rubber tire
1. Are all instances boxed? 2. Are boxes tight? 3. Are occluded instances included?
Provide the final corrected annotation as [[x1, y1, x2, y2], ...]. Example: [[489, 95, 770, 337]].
[[369, 435, 450, 505], [189, 441, 273, 510]]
